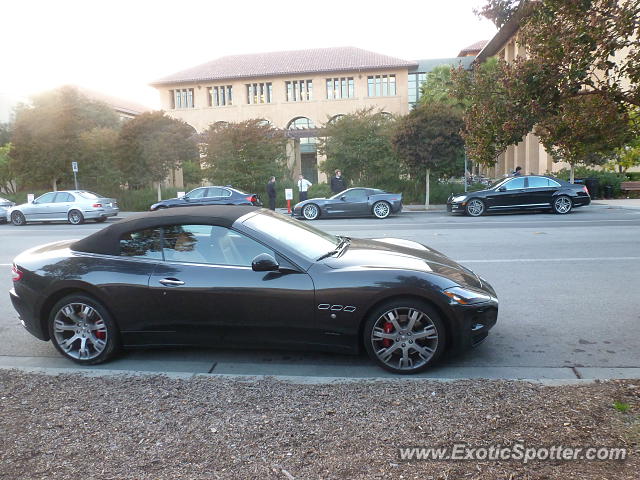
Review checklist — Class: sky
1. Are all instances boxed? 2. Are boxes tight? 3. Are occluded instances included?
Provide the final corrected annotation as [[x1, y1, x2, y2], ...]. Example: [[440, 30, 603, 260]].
[[0, 0, 497, 121]]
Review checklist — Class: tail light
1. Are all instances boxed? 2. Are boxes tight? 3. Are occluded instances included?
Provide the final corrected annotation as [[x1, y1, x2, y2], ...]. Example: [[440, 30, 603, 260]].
[[92, 203, 102, 208], [582, 186, 589, 195], [11, 264, 23, 282], [246, 195, 257, 203]]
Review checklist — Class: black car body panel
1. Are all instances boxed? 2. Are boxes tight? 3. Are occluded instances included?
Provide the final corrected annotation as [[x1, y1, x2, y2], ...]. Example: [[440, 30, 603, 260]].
[[150, 186, 261, 210], [293, 188, 402, 218], [447, 175, 590, 214], [10, 206, 497, 362]]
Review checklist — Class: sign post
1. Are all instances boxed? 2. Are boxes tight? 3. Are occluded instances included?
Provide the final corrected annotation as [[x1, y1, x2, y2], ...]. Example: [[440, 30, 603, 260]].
[[71, 162, 79, 190], [285, 188, 293, 214]]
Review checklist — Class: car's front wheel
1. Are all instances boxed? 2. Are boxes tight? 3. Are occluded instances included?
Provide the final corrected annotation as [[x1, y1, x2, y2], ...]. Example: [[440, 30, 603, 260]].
[[11, 211, 26, 226], [552, 195, 573, 214], [465, 198, 485, 217], [48, 294, 119, 365], [68, 209, 84, 225], [363, 299, 446, 374], [302, 203, 320, 220], [372, 201, 391, 219]]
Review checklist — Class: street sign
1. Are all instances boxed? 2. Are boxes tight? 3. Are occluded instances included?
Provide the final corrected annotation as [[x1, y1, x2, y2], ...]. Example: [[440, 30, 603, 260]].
[[71, 162, 78, 173], [27, 194, 35, 203], [178, 191, 185, 198], [285, 188, 293, 200]]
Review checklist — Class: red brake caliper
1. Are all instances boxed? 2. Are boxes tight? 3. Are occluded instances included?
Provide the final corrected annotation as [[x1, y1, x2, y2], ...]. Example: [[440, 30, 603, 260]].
[[382, 322, 394, 348], [95, 328, 106, 340]]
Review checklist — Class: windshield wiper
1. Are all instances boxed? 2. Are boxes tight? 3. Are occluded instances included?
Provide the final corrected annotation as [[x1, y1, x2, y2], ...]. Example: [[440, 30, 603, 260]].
[[316, 236, 351, 261]]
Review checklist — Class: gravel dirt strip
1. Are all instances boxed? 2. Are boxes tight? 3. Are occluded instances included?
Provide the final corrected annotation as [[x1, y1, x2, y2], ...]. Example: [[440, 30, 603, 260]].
[[0, 371, 638, 480]]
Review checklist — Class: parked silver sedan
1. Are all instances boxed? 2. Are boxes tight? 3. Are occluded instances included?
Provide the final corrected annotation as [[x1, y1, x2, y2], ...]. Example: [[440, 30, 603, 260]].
[[7, 191, 118, 226], [0, 197, 15, 224]]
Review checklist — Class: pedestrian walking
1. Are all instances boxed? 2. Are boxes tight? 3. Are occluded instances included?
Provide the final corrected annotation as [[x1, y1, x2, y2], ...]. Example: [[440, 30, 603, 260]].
[[267, 176, 276, 210], [297, 174, 312, 201], [330, 169, 346, 194]]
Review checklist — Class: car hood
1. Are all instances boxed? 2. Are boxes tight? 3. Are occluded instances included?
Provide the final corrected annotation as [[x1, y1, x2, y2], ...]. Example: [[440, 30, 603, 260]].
[[322, 237, 485, 290]]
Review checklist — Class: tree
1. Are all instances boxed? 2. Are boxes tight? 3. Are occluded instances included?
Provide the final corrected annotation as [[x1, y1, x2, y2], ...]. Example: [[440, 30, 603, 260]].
[[392, 102, 465, 207], [0, 122, 12, 146], [117, 111, 199, 193], [10, 86, 121, 190], [319, 109, 401, 188], [460, 0, 640, 178], [202, 119, 288, 196], [419, 65, 469, 110], [475, 0, 521, 28], [78, 127, 122, 192], [0, 143, 17, 194]]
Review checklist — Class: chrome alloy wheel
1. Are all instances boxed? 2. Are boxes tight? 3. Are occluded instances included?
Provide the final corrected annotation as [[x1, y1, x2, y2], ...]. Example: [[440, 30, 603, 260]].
[[466, 199, 485, 216], [371, 307, 439, 371], [553, 196, 572, 214], [302, 203, 320, 220], [52, 302, 108, 360], [372, 201, 391, 219]]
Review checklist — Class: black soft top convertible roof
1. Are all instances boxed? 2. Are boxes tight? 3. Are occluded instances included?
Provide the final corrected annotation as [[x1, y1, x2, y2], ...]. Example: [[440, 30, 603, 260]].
[[71, 205, 259, 256]]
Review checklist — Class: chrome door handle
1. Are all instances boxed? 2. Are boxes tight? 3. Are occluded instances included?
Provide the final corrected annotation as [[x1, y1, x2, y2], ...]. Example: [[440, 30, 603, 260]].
[[159, 278, 185, 286]]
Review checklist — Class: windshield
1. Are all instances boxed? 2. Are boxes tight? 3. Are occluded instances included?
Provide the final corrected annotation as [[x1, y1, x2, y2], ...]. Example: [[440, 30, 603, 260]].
[[330, 189, 350, 200], [488, 178, 510, 190], [242, 212, 338, 261]]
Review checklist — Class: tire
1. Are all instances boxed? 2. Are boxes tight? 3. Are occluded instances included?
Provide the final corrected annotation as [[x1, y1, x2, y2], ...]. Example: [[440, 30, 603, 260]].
[[68, 209, 84, 225], [363, 298, 446, 374], [11, 211, 26, 226], [465, 198, 485, 217], [552, 195, 572, 214], [48, 294, 120, 365], [302, 203, 320, 220], [95, 217, 107, 223], [372, 201, 391, 219]]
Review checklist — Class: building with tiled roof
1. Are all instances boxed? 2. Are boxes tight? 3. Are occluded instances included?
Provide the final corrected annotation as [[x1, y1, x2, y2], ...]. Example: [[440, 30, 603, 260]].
[[73, 86, 150, 120], [457, 40, 489, 57], [152, 47, 473, 183]]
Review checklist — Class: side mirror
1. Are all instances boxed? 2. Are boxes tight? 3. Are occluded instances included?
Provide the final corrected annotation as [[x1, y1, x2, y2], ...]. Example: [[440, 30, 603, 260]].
[[498, 187, 507, 192], [340, 196, 346, 201], [252, 253, 279, 272]]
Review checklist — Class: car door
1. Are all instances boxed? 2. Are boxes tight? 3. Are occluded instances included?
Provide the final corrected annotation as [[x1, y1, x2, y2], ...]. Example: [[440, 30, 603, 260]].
[[202, 187, 226, 205], [148, 224, 316, 347], [24, 192, 57, 220], [484, 177, 527, 210], [50, 192, 75, 220], [526, 176, 561, 207], [183, 187, 209, 206], [329, 188, 369, 216]]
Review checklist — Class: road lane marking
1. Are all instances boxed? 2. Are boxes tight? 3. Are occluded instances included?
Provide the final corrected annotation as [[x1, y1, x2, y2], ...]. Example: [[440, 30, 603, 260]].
[[458, 257, 640, 263]]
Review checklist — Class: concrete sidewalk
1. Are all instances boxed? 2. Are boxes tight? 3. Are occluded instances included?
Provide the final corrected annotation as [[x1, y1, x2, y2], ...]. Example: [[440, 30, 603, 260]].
[[592, 198, 640, 210]]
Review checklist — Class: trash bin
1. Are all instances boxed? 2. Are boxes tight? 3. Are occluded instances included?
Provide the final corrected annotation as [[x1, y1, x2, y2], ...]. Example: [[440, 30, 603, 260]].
[[585, 178, 599, 199], [603, 185, 613, 199]]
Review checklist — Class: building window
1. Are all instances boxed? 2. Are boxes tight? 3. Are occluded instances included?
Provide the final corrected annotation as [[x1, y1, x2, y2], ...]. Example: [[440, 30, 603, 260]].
[[208, 86, 233, 107], [326, 77, 354, 100], [367, 74, 396, 97], [408, 72, 427, 108], [246, 82, 273, 104], [170, 88, 195, 109], [286, 80, 313, 102]]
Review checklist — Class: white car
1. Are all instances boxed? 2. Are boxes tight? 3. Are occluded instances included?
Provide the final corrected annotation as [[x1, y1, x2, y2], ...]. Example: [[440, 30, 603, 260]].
[[0, 197, 15, 224], [8, 190, 119, 226]]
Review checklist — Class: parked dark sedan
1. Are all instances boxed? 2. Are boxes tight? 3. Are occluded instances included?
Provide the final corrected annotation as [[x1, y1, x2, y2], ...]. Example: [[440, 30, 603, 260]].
[[293, 187, 403, 220], [9, 206, 497, 374], [447, 175, 591, 216], [150, 186, 261, 211]]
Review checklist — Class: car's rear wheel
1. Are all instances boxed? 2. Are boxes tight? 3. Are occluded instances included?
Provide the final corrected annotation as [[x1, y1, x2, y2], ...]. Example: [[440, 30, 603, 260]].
[[68, 209, 84, 225], [302, 203, 320, 220], [552, 195, 572, 214], [363, 299, 446, 374], [11, 211, 26, 226], [372, 201, 391, 219], [48, 294, 119, 365], [465, 198, 485, 217]]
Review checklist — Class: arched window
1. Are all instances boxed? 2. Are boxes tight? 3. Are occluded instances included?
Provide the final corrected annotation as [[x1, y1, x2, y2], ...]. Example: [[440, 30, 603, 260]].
[[287, 117, 315, 130], [327, 114, 345, 124], [256, 119, 272, 127], [213, 121, 229, 129]]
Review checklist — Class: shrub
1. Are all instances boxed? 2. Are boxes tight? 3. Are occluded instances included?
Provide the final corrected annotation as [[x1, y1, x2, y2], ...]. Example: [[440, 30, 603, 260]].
[[554, 167, 627, 197]]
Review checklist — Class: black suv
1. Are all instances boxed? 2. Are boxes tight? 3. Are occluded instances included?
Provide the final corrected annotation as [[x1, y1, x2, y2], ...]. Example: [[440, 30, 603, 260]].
[[150, 186, 262, 211]]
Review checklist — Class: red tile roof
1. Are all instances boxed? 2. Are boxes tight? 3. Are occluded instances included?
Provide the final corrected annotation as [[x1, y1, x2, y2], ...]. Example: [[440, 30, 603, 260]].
[[457, 40, 489, 57], [151, 47, 418, 86]]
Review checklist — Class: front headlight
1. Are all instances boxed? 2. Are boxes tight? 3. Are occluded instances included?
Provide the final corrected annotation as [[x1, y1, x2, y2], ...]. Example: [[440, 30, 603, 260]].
[[452, 195, 467, 203], [443, 286, 492, 305]]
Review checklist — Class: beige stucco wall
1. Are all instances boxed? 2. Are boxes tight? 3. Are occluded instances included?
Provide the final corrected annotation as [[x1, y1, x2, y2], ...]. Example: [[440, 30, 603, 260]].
[[158, 68, 410, 133]]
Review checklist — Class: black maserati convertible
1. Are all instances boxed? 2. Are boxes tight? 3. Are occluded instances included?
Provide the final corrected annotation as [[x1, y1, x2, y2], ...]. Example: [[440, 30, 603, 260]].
[[10, 206, 498, 374], [447, 175, 591, 216]]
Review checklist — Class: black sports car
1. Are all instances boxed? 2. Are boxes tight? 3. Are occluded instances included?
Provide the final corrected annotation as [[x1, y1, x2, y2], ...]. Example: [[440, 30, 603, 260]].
[[447, 175, 590, 216], [9, 206, 498, 374], [293, 188, 403, 220], [150, 185, 261, 211]]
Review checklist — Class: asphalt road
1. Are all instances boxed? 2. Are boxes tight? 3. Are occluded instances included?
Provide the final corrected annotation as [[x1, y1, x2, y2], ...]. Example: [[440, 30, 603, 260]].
[[1, 204, 639, 380]]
